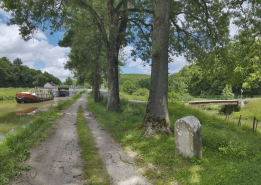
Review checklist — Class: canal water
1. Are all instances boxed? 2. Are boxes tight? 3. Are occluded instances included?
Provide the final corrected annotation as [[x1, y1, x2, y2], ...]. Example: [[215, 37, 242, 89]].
[[0, 97, 71, 141]]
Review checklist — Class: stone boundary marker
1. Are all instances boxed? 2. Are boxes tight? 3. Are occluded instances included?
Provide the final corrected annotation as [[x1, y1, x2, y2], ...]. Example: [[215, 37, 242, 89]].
[[174, 116, 202, 158]]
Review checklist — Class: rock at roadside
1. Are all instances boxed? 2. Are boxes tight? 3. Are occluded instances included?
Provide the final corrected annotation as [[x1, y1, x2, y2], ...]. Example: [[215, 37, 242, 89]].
[[174, 116, 202, 158]]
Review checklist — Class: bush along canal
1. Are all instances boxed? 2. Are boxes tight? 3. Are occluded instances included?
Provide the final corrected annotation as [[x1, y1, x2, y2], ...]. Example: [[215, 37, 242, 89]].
[[0, 90, 86, 184]]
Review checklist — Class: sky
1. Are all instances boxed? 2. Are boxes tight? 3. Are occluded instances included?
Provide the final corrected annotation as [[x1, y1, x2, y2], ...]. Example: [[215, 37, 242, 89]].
[[0, 7, 238, 82]]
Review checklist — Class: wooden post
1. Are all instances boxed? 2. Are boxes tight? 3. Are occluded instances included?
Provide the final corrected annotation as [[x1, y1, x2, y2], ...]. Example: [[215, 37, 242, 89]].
[[238, 115, 242, 126], [253, 117, 256, 132], [256, 119, 258, 131]]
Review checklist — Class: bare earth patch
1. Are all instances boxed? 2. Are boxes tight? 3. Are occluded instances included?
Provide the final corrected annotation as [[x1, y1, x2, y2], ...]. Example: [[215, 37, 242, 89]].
[[11, 91, 151, 185]]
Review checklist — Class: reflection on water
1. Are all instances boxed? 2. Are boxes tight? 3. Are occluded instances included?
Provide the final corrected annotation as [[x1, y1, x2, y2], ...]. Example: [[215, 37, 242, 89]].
[[0, 97, 71, 140]]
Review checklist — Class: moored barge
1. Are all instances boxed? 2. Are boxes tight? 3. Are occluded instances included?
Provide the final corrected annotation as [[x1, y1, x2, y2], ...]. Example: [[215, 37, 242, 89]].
[[15, 89, 54, 103]]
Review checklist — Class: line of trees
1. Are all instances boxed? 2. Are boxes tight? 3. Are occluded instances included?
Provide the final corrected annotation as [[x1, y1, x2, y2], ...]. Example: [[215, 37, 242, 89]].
[[0, 57, 61, 87], [2, 0, 261, 136]]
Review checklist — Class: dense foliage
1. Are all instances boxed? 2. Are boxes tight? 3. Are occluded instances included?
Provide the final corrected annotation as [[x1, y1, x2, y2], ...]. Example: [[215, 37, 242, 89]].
[[170, 52, 261, 97], [0, 57, 61, 88]]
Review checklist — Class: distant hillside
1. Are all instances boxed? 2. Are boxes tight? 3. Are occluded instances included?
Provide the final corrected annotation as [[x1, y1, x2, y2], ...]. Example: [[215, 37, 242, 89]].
[[119, 73, 150, 85]]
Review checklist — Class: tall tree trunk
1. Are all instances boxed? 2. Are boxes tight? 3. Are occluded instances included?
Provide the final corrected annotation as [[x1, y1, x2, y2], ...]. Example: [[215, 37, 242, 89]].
[[142, 0, 172, 137], [105, 0, 128, 111], [106, 12, 120, 111], [106, 47, 120, 111], [93, 61, 101, 103], [93, 39, 102, 103]]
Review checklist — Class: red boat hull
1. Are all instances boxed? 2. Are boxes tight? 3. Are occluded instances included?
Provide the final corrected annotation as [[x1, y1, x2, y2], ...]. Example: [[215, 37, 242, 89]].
[[15, 93, 54, 103]]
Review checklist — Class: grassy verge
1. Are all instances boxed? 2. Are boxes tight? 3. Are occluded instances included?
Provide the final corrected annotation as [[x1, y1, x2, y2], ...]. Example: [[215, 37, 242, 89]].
[[0, 88, 28, 101], [0, 90, 86, 184], [77, 106, 110, 185], [88, 94, 261, 185], [232, 99, 261, 120]]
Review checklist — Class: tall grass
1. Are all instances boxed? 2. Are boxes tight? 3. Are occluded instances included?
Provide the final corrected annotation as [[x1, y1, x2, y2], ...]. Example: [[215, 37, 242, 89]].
[[0, 90, 86, 184], [232, 99, 261, 120], [88, 94, 261, 185], [119, 92, 148, 101], [0, 88, 28, 101]]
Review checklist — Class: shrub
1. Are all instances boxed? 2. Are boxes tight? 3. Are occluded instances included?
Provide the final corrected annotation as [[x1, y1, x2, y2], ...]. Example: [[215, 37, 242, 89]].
[[200, 105, 222, 111], [133, 88, 149, 97], [221, 85, 234, 100], [219, 105, 241, 115], [122, 80, 133, 94]]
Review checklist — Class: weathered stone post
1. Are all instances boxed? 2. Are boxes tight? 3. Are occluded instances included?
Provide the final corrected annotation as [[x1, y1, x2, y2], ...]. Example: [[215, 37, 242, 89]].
[[174, 116, 202, 158]]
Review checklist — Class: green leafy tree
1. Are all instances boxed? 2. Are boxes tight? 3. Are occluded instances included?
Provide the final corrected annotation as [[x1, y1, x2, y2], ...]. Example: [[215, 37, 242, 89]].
[[13, 58, 23, 67], [59, 10, 107, 103], [33, 74, 47, 87], [222, 84, 234, 100], [168, 75, 187, 94], [64, 77, 73, 86], [138, 78, 150, 90], [122, 80, 133, 95]]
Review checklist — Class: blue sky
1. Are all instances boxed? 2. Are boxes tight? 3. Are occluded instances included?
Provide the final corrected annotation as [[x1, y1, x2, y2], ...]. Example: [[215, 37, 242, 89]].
[[0, 7, 238, 82]]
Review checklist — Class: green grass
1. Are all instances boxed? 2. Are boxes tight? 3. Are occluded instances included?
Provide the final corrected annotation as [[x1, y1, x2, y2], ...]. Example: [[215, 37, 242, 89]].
[[88, 94, 261, 185], [0, 90, 86, 184], [0, 88, 28, 100], [120, 92, 148, 101], [195, 99, 261, 132], [232, 99, 261, 120], [77, 106, 110, 185]]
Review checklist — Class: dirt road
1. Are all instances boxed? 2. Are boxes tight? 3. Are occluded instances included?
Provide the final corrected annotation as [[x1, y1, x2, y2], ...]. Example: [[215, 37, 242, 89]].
[[11, 91, 151, 185], [11, 91, 88, 185]]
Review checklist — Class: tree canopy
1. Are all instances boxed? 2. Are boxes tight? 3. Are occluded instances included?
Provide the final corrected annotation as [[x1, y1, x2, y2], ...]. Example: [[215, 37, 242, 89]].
[[0, 57, 61, 87]]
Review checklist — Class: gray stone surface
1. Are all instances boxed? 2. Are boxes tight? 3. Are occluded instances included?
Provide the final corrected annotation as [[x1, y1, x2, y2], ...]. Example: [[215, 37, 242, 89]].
[[174, 116, 202, 158]]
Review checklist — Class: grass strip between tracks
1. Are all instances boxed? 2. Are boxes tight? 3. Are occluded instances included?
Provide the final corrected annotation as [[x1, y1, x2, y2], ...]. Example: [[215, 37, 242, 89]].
[[77, 106, 110, 185], [0, 90, 86, 185]]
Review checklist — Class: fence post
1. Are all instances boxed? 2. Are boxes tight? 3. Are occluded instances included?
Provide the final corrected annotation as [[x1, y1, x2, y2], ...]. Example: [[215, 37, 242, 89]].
[[253, 117, 256, 132], [238, 115, 242, 126], [256, 119, 258, 131]]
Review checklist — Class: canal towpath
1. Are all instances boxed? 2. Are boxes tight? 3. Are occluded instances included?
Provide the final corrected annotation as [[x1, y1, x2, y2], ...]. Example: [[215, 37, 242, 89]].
[[11, 91, 151, 185]]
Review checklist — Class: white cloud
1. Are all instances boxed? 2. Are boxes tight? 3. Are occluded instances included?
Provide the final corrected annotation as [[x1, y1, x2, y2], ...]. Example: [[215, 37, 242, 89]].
[[42, 67, 73, 82], [121, 45, 134, 56], [229, 21, 239, 38], [128, 58, 142, 67], [0, 9, 71, 82], [121, 46, 187, 74], [169, 55, 188, 74], [0, 6, 12, 20], [121, 46, 151, 73], [129, 58, 151, 73]]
